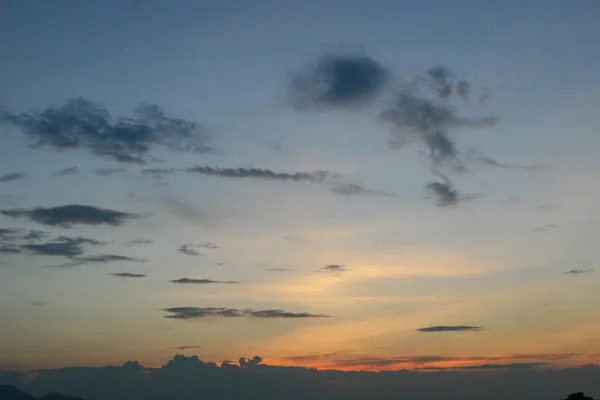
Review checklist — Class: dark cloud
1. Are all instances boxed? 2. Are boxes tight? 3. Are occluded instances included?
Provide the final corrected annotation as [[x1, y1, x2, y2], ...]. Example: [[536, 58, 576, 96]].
[[47, 254, 143, 268], [93, 167, 126, 176], [426, 181, 458, 207], [174, 346, 202, 350], [1, 204, 140, 228], [111, 272, 146, 278], [21, 236, 105, 257], [422, 362, 549, 371], [0, 246, 23, 254], [0, 172, 26, 182], [532, 224, 557, 232], [239, 356, 263, 368], [31, 301, 48, 306], [178, 244, 202, 257], [169, 278, 239, 284], [417, 325, 482, 332], [186, 166, 333, 183], [3, 355, 599, 400], [456, 80, 471, 101], [53, 167, 79, 176], [320, 264, 349, 273], [427, 65, 454, 100], [330, 183, 398, 198], [565, 269, 593, 275], [1, 98, 212, 163], [162, 307, 331, 319], [290, 52, 389, 110]]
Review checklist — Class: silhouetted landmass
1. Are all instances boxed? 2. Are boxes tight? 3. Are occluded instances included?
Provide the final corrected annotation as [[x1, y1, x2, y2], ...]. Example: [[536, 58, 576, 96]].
[[1, 356, 598, 400], [0, 385, 85, 400]]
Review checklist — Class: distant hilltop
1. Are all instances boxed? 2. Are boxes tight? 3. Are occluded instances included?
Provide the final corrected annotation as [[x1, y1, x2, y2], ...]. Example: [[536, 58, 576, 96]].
[[0, 385, 85, 400], [0, 385, 594, 400]]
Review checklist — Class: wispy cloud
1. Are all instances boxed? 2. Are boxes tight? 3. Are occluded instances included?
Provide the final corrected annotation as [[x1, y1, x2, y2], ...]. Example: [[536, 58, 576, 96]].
[[1, 204, 140, 228], [0, 172, 26, 182], [169, 278, 239, 284], [174, 346, 202, 350], [162, 307, 331, 319], [93, 168, 126, 176], [532, 224, 557, 232], [564, 269, 593, 275], [124, 239, 154, 246], [417, 325, 482, 332], [111, 272, 146, 278], [330, 183, 398, 198], [186, 166, 333, 183], [53, 167, 79, 176], [319, 264, 349, 273], [1, 99, 212, 163]]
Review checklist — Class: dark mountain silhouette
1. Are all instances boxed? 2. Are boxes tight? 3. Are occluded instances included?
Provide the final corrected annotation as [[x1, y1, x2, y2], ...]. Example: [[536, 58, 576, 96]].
[[565, 394, 594, 400], [0, 385, 85, 400]]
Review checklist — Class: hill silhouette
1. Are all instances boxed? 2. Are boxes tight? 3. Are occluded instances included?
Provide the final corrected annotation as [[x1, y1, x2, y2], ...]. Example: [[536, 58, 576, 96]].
[[0, 385, 85, 400]]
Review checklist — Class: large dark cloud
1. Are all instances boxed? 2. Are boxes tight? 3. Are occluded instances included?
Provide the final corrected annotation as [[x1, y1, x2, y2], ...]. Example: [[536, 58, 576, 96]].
[[162, 307, 331, 319], [290, 53, 389, 110], [0, 172, 26, 183], [239, 356, 263, 368], [1, 99, 212, 163], [169, 278, 239, 284], [417, 325, 482, 333], [2, 354, 596, 400], [1, 205, 140, 228]]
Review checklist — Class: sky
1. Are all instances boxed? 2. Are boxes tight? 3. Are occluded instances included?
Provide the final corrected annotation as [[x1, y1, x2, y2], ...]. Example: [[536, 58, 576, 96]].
[[1, 0, 600, 386]]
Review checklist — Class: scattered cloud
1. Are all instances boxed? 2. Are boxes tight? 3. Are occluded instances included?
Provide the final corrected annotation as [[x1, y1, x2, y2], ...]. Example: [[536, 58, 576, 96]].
[[1, 99, 212, 163], [169, 278, 239, 284], [417, 325, 482, 333], [93, 167, 126, 176], [426, 182, 458, 207], [532, 224, 557, 232], [178, 244, 202, 256], [162, 307, 331, 319], [319, 264, 349, 273], [111, 272, 146, 278], [1, 204, 140, 228], [0, 172, 26, 182], [21, 236, 105, 257], [124, 239, 153, 246], [565, 269, 593, 275], [289, 52, 389, 111], [53, 167, 79, 176], [186, 166, 333, 183], [330, 183, 398, 198]]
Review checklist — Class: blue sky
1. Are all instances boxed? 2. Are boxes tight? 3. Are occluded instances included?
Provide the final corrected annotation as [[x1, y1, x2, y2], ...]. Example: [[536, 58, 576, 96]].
[[1, 0, 600, 374]]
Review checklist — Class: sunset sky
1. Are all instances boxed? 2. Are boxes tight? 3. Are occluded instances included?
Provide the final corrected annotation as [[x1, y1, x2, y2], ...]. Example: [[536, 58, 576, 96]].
[[1, 0, 600, 374]]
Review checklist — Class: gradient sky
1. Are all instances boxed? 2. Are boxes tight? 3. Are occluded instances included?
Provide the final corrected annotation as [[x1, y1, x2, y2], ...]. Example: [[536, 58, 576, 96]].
[[1, 0, 600, 373]]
